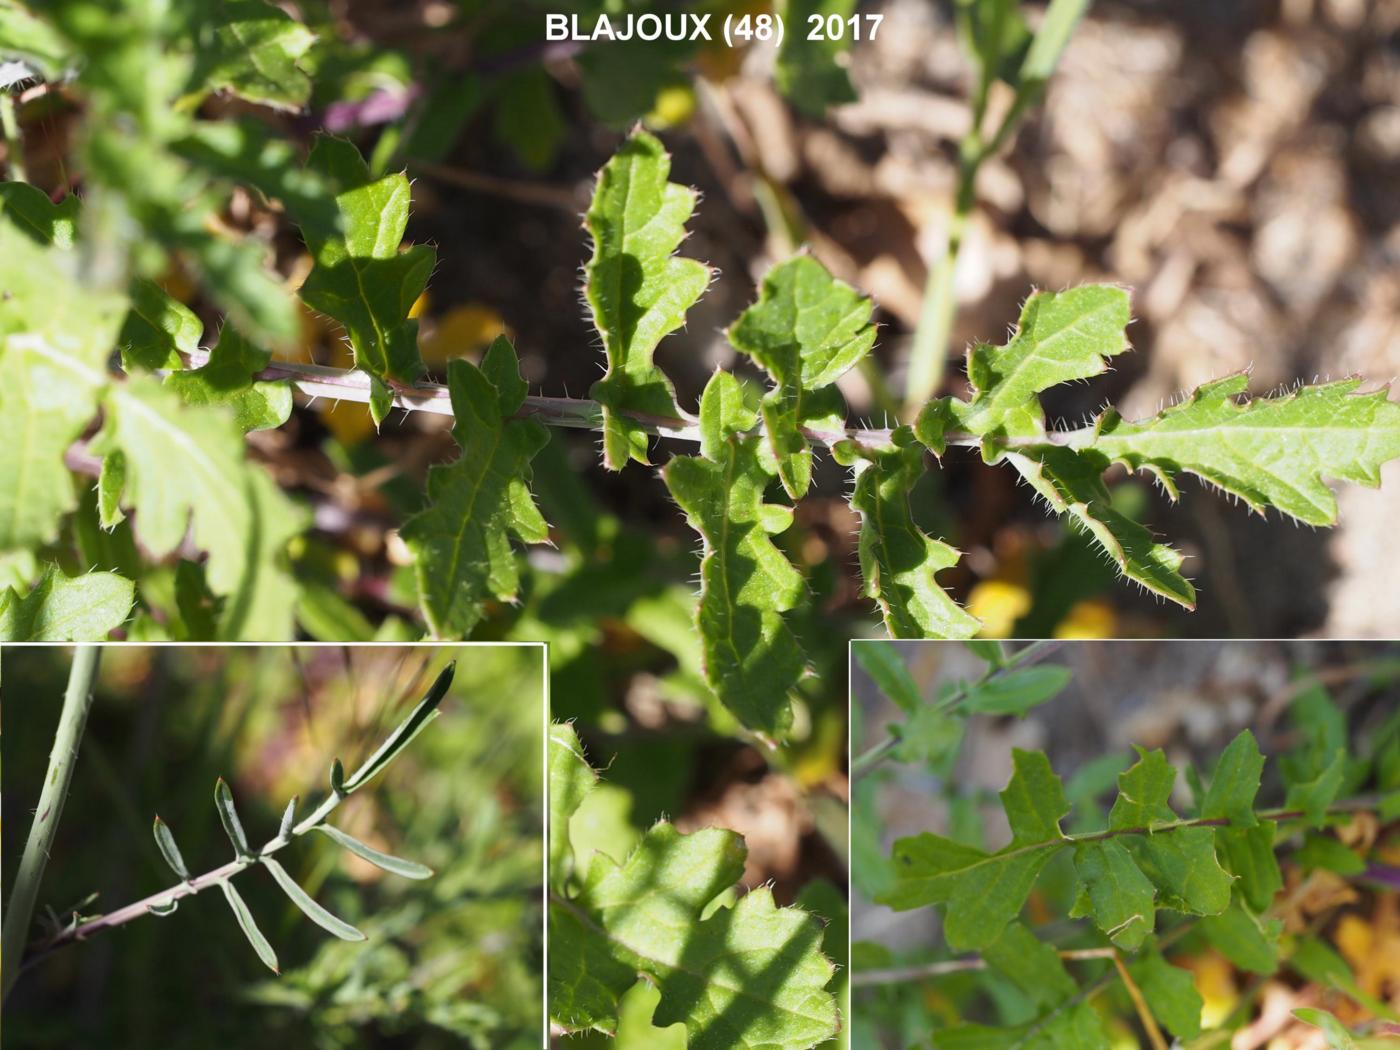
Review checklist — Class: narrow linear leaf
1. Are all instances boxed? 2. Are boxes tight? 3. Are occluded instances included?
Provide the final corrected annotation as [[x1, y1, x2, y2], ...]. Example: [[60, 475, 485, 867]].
[[152, 815, 190, 880], [146, 899, 179, 917], [962, 666, 1072, 716], [729, 255, 875, 499], [585, 129, 709, 469], [215, 777, 250, 857], [315, 824, 433, 880], [218, 879, 280, 974], [1293, 1008, 1361, 1049], [261, 856, 366, 941], [852, 641, 923, 714], [277, 797, 297, 840], [342, 661, 454, 791]]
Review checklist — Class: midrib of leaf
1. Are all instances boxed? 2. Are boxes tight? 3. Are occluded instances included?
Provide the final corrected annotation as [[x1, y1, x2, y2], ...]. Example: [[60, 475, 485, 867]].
[[7, 334, 110, 541], [441, 418, 505, 601], [551, 895, 836, 1033], [109, 385, 246, 533]]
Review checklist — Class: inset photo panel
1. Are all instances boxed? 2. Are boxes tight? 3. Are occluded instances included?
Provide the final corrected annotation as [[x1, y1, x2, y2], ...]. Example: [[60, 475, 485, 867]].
[[547, 656, 849, 1048], [1, 643, 545, 1050], [850, 640, 1400, 1048]]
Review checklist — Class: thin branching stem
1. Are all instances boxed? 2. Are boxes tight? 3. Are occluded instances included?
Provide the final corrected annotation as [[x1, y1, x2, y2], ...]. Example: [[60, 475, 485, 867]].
[[851, 640, 1065, 780], [33, 791, 340, 958], [2, 646, 101, 1001]]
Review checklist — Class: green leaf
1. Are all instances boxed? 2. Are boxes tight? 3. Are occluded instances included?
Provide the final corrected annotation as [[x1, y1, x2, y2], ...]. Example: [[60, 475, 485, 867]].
[[215, 777, 251, 857], [0, 218, 127, 551], [1001, 749, 1069, 845], [260, 856, 366, 941], [1293, 1008, 1360, 1050], [0, 0, 71, 81], [277, 797, 297, 840], [296, 135, 434, 425], [1108, 747, 1178, 829], [1217, 821, 1282, 912], [1083, 375, 1400, 527], [775, 0, 860, 116], [146, 898, 179, 917], [1201, 729, 1265, 829], [91, 376, 306, 639], [152, 815, 190, 880], [193, 0, 315, 111], [1285, 749, 1347, 827], [1004, 447, 1194, 607], [400, 340, 550, 638], [314, 824, 433, 880], [1071, 838, 1155, 949], [550, 722, 598, 894], [963, 665, 1072, 715], [97, 452, 126, 529], [880, 831, 1064, 951], [0, 566, 134, 641], [847, 429, 980, 639], [119, 278, 203, 371], [551, 822, 838, 1049], [1129, 826, 1232, 917], [1129, 948, 1202, 1041], [164, 325, 291, 432], [584, 129, 708, 469], [852, 640, 922, 713], [1200, 898, 1282, 974], [343, 662, 453, 792], [218, 878, 280, 974], [663, 371, 806, 738], [728, 255, 875, 499], [919, 286, 1132, 452], [981, 921, 1076, 1010], [0, 183, 78, 248], [1295, 833, 1365, 875]]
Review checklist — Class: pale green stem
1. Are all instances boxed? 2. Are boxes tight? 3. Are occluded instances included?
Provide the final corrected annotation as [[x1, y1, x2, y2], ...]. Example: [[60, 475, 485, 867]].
[[0, 93, 27, 184], [2, 646, 101, 1001]]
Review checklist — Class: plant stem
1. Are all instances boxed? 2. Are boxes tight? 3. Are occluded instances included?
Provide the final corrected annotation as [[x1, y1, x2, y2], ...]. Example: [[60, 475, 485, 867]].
[[2, 646, 101, 1001], [0, 92, 27, 183], [852, 641, 1064, 780], [34, 799, 338, 957]]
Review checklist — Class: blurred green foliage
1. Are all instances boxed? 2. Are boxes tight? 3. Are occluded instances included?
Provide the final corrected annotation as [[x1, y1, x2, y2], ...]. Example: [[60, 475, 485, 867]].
[[1, 644, 543, 1049]]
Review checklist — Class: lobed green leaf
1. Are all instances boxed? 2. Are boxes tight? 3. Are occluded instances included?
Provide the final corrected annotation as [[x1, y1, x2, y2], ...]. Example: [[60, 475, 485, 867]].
[[663, 371, 807, 737], [585, 129, 709, 469], [729, 255, 875, 499], [400, 340, 550, 638]]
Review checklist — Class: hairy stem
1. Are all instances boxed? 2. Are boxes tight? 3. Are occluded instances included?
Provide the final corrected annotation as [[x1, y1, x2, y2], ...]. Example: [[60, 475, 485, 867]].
[[2, 646, 101, 1001]]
